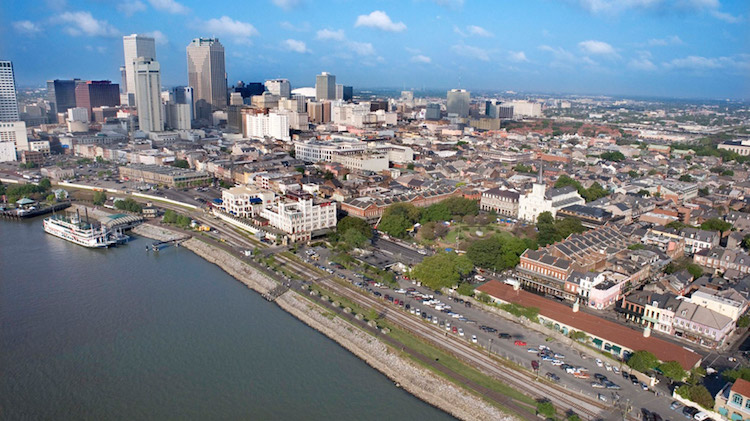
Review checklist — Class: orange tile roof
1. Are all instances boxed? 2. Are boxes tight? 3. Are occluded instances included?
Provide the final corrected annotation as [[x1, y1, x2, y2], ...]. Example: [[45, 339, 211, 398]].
[[476, 280, 702, 371], [732, 379, 750, 398]]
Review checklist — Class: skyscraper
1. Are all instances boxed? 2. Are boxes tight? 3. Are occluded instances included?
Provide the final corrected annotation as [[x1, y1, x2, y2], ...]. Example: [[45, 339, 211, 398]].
[[123, 34, 156, 106], [265, 79, 291, 99], [446, 89, 470, 118], [186, 38, 227, 121], [315, 72, 335, 101], [172, 86, 194, 120], [46, 79, 78, 117], [0, 61, 20, 122], [74, 81, 120, 120], [134, 58, 163, 132]]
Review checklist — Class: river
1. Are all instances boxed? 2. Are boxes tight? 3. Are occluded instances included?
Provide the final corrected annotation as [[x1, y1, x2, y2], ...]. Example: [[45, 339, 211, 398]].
[[0, 219, 455, 420]]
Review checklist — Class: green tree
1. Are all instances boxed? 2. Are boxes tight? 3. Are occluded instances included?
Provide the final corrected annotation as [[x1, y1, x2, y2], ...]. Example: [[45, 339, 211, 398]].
[[628, 243, 645, 250], [378, 214, 412, 238], [342, 228, 368, 249], [457, 283, 474, 296], [700, 218, 732, 233], [421, 202, 451, 223], [92, 191, 107, 206], [698, 187, 710, 197], [411, 252, 473, 290], [658, 361, 687, 381], [637, 189, 651, 197], [686, 263, 703, 279], [337, 216, 372, 239], [626, 350, 659, 373], [666, 221, 688, 230], [418, 221, 436, 241], [536, 401, 555, 418], [723, 367, 750, 383], [407, 163, 415, 170], [537, 211, 558, 247], [628, 170, 639, 178], [679, 174, 693, 182], [38, 178, 52, 190], [676, 384, 714, 409], [738, 315, 750, 328], [114, 198, 143, 214], [172, 159, 190, 169], [556, 217, 585, 239], [323, 170, 334, 180], [600, 151, 625, 162]]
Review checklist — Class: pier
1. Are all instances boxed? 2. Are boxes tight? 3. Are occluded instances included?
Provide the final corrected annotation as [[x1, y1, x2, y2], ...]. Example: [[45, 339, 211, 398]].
[[147, 236, 191, 252], [0, 202, 72, 220], [262, 284, 289, 302]]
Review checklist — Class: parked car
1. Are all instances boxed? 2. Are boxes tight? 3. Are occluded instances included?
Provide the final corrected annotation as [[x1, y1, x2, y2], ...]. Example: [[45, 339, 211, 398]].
[[531, 360, 539, 370], [595, 358, 603, 367], [514, 340, 527, 346], [471, 335, 477, 343], [597, 393, 607, 402], [670, 401, 683, 411], [498, 333, 512, 339]]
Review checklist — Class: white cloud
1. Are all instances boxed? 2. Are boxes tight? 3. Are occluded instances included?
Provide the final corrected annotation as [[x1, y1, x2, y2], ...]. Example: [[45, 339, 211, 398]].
[[283, 39, 309, 53], [432, 0, 464, 8], [710, 9, 743, 23], [647, 35, 683, 46], [143, 30, 168, 45], [280, 21, 311, 31], [508, 51, 529, 62], [451, 44, 490, 61], [203, 16, 259, 43], [316, 28, 346, 41], [411, 55, 432, 63], [56, 11, 119, 37], [12, 20, 42, 34], [578, 40, 618, 56], [147, 0, 189, 14], [117, 0, 147, 16], [85, 45, 107, 54], [355, 10, 406, 32], [467, 25, 493, 37], [569, 0, 742, 23], [538, 45, 581, 68], [272, 0, 303, 10], [347, 41, 375, 56], [664, 55, 724, 70], [629, 52, 657, 71]]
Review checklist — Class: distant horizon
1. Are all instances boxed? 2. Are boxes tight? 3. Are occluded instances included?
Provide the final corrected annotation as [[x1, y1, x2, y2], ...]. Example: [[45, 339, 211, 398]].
[[4, 0, 748, 100]]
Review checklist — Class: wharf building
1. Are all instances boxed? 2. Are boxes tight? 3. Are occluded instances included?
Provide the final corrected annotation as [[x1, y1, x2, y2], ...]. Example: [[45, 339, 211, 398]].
[[119, 164, 212, 187]]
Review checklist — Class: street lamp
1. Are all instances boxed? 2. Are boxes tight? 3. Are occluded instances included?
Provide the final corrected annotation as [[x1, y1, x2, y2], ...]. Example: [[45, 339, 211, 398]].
[[488, 338, 492, 356]]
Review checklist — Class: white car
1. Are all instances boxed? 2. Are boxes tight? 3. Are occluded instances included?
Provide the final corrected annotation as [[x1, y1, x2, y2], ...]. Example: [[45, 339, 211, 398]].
[[432, 317, 439, 324], [605, 362, 612, 371], [445, 323, 451, 331], [395, 288, 406, 294], [474, 275, 486, 281], [471, 335, 478, 343], [595, 358, 603, 367], [458, 328, 465, 337], [551, 360, 563, 366], [613, 366, 620, 374], [452, 313, 462, 319]]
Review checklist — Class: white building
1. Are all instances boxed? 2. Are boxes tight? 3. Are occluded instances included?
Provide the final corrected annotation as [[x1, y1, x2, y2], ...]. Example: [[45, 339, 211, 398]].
[[689, 287, 747, 321], [67, 107, 90, 123], [332, 152, 388, 173], [265, 79, 291, 99], [221, 185, 274, 218], [506, 100, 542, 118], [261, 195, 337, 242], [29, 140, 50, 154], [123, 34, 156, 106], [166, 103, 191, 130], [0, 141, 16, 162], [295, 140, 413, 165], [518, 172, 585, 222], [0, 61, 19, 122], [243, 113, 290, 141], [0, 121, 28, 153], [134, 57, 163, 132]]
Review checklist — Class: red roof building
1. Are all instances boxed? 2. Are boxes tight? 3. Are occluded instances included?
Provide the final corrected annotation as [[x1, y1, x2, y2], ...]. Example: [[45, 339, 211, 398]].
[[476, 280, 702, 371]]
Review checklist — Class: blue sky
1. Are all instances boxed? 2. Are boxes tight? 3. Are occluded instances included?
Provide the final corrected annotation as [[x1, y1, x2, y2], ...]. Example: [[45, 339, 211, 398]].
[[2, 0, 748, 99]]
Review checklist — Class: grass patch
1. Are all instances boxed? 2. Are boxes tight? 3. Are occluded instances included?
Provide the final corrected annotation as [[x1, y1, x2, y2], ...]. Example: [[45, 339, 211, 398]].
[[387, 326, 536, 409]]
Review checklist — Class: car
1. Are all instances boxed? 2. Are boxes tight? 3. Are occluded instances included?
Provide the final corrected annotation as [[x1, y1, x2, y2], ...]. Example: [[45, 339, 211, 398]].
[[554, 353, 565, 359], [514, 340, 527, 346], [531, 360, 539, 370], [594, 373, 608, 382], [528, 348, 539, 353], [670, 401, 683, 411], [458, 328, 464, 336], [374, 291, 382, 297], [622, 370, 631, 379], [498, 333, 512, 339], [551, 360, 563, 366], [395, 288, 406, 294], [595, 358, 603, 367], [546, 372, 560, 382], [474, 275, 486, 281], [471, 335, 477, 343], [640, 382, 649, 391], [445, 322, 451, 331], [591, 382, 605, 388], [452, 326, 458, 334], [613, 366, 620, 375], [605, 382, 621, 390], [683, 407, 699, 419], [432, 317, 439, 324], [597, 393, 607, 402], [694, 411, 710, 421], [605, 362, 612, 371]]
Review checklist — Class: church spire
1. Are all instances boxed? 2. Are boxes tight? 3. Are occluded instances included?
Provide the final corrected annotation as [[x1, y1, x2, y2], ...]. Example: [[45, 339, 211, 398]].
[[537, 163, 543, 184]]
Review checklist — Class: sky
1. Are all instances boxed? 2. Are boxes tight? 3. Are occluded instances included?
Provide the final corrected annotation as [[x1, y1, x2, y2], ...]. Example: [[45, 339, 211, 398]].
[[1, 0, 749, 99]]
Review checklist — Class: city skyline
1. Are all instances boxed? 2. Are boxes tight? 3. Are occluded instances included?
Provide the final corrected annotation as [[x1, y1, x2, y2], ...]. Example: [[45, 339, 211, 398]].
[[2, 0, 748, 99]]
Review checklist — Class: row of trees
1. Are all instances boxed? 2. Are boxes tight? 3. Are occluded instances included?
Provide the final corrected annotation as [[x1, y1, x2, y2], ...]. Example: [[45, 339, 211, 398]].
[[114, 198, 142, 214], [333, 216, 374, 250], [410, 252, 473, 290], [162, 209, 192, 228], [4, 178, 52, 203], [466, 232, 537, 273], [536, 211, 586, 247], [554, 174, 610, 202]]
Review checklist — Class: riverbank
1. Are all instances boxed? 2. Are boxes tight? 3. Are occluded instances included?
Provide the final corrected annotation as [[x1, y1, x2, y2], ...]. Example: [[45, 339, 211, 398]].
[[131, 223, 514, 421]]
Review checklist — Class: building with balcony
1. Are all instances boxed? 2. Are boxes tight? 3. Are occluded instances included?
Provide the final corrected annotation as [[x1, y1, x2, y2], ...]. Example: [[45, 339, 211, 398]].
[[716, 379, 750, 421], [480, 188, 519, 217]]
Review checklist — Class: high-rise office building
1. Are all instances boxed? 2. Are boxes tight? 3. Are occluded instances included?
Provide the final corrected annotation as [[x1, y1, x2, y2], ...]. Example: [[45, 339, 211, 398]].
[[186, 38, 227, 121], [265, 79, 291, 99], [120, 66, 127, 92], [425, 103, 441, 120], [74, 81, 120, 120], [0, 61, 20, 122], [46, 79, 79, 117], [123, 34, 156, 106], [166, 103, 191, 130], [133, 58, 163, 132], [172, 86, 194, 119], [315, 72, 335, 101], [446, 89, 470, 118]]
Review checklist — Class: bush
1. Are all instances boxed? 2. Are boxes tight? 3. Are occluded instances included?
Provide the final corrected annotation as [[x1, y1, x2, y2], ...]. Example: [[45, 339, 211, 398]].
[[456, 283, 474, 296], [676, 384, 714, 409], [114, 198, 142, 214], [537, 401, 555, 418], [499, 302, 539, 322], [93, 191, 107, 206], [626, 350, 658, 373]]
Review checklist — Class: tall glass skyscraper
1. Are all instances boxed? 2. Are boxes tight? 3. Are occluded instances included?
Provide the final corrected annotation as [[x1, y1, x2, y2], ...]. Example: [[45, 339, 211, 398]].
[[186, 38, 227, 121], [0, 61, 19, 122], [123, 34, 156, 106]]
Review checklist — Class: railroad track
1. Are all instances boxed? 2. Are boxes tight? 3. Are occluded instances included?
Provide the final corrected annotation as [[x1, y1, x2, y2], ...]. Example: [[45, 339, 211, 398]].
[[272, 253, 620, 420]]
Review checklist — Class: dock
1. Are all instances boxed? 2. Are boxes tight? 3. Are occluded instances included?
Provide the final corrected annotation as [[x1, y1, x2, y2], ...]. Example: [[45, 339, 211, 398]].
[[0, 202, 71, 220], [262, 284, 289, 302], [147, 236, 191, 252]]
